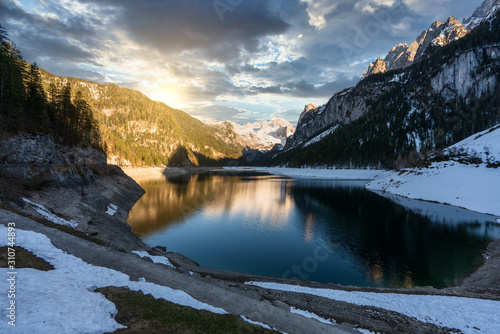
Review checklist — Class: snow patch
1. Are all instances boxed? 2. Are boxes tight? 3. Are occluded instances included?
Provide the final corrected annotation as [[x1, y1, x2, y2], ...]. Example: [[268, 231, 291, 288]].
[[496, 219, 500, 224], [303, 126, 339, 148], [246, 281, 500, 334], [290, 307, 336, 325], [22, 198, 78, 228], [240, 316, 288, 334], [357, 329, 378, 334], [0, 226, 226, 333], [106, 204, 118, 216], [240, 316, 273, 330], [132, 251, 175, 268]]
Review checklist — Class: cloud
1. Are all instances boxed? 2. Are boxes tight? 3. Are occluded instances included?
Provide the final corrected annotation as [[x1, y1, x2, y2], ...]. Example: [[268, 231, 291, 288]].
[[1, 0, 484, 124], [78, 0, 290, 62], [300, 0, 340, 29]]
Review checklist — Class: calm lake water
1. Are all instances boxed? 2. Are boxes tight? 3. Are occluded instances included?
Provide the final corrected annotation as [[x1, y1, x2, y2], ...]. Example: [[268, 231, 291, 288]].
[[127, 172, 500, 288]]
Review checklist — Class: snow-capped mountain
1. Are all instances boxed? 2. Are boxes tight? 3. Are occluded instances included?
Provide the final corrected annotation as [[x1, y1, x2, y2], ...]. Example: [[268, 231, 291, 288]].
[[207, 118, 295, 150]]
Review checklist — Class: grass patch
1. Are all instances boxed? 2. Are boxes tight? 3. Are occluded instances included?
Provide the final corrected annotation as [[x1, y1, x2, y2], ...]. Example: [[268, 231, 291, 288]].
[[98, 286, 279, 334], [0, 246, 54, 271]]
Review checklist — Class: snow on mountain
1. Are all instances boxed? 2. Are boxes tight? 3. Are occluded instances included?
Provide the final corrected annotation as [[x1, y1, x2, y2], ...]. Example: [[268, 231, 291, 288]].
[[367, 125, 500, 216], [464, 0, 500, 31], [302, 125, 339, 148], [207, 118, 295, 150]]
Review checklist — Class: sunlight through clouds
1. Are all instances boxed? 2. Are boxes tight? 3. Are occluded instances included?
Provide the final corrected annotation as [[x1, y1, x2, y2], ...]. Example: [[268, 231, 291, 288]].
[[0, 0, 483, 124]]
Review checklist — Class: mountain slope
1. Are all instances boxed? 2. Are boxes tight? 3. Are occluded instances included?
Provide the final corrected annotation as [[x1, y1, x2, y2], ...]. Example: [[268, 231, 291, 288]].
[[39, 70, 243, 166], [367, 125, 500, 216], [275, 3, 500, 168]]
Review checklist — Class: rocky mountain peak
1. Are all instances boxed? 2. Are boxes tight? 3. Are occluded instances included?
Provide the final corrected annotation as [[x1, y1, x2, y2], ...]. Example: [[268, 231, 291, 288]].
[[304, 103, 317, 113], [362, 58, 387, 79], [432, 17, 468, 47], [363, 16, 468, 79], [297, 103, 318, 126]]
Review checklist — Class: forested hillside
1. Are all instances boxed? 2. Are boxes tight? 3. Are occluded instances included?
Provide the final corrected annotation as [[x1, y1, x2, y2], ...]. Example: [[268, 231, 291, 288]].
[[1, 24, 242, 167], [39, 70, 243, 167], [0, 26, 101, 149]]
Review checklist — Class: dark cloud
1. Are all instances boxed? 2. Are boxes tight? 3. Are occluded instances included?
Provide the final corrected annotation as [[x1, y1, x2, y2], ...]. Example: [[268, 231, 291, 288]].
[[79, 0, 291, 61]]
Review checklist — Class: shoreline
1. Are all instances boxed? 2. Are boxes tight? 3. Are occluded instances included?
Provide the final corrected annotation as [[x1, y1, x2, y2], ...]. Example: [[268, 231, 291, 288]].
[[123, 165, 500, 298], [1, 164, 499, 333]]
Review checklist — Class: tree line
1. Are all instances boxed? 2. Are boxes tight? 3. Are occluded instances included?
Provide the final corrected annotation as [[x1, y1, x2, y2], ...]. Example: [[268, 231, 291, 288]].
[[0, 25, 101, 148]]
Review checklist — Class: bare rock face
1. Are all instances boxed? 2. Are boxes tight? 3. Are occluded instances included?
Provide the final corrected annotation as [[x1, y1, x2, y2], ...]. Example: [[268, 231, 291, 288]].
[[384, 43, 411, 70], [297, 103, 318, 126], [362, 58, 387, 79], [431, 45, 499, 102], [363, 17, 468, 78], [0, 134, 106, 165], [285, 82, 399, 149], [0, 133, 146, 251]]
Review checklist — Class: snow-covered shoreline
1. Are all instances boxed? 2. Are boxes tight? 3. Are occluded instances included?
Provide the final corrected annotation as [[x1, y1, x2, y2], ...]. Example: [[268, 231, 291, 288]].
[[224, 167, 384, 180], [246, 281, 500, 334], [367, 126, 500, 217], [239, 126, 500, 218], [366, 163, 500, 216]]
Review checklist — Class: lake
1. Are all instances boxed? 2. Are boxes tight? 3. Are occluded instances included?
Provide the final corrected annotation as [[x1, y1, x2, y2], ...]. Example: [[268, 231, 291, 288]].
[[127, 171, 500, 288]]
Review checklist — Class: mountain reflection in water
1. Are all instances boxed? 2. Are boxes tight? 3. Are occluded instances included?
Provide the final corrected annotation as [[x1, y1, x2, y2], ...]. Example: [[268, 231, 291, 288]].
[[127, 173, 500, 288]]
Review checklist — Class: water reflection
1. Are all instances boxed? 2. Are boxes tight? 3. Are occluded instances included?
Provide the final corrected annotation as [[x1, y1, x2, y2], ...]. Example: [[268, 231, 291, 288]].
[[127, 174, 500, 288]]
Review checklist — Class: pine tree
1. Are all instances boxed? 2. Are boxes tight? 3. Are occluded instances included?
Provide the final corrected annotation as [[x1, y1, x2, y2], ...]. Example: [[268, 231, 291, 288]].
[[25, 63, 48, 131], [0, 26, 26, 127]]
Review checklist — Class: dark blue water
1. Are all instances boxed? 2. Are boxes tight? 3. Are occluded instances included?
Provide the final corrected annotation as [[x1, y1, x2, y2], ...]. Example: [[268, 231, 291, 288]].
[[127, 173, 500, 288]]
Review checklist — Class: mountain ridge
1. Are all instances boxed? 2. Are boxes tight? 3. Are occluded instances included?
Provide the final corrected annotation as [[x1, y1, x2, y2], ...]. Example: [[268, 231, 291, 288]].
[[362, 16, 468, 78], [206, 118, 295, 151], [276, 0, 500, 168]]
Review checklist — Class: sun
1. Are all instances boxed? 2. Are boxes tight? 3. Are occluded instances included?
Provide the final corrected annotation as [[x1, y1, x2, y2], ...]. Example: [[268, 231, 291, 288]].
[[146, 84, 184, 109]]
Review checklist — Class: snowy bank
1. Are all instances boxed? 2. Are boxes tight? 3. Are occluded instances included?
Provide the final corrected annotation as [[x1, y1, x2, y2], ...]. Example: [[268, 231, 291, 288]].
[[226, 167, 384, 180], [0, 226, 226, 333], [367, 126, 500, 216], [246, 281, 500, 334]]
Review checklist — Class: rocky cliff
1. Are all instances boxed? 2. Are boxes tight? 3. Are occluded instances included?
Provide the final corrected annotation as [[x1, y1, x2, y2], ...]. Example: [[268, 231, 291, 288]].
[[286, 80, 400, 149], [431, 46, 499, 102], [464, 0, 500, 30], [362, 58, 387, 79], [0, 133, 146, 251]]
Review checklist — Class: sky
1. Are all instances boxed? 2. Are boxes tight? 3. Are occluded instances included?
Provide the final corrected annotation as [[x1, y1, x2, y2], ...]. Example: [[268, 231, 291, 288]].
[[0, 0, 483, 125]]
